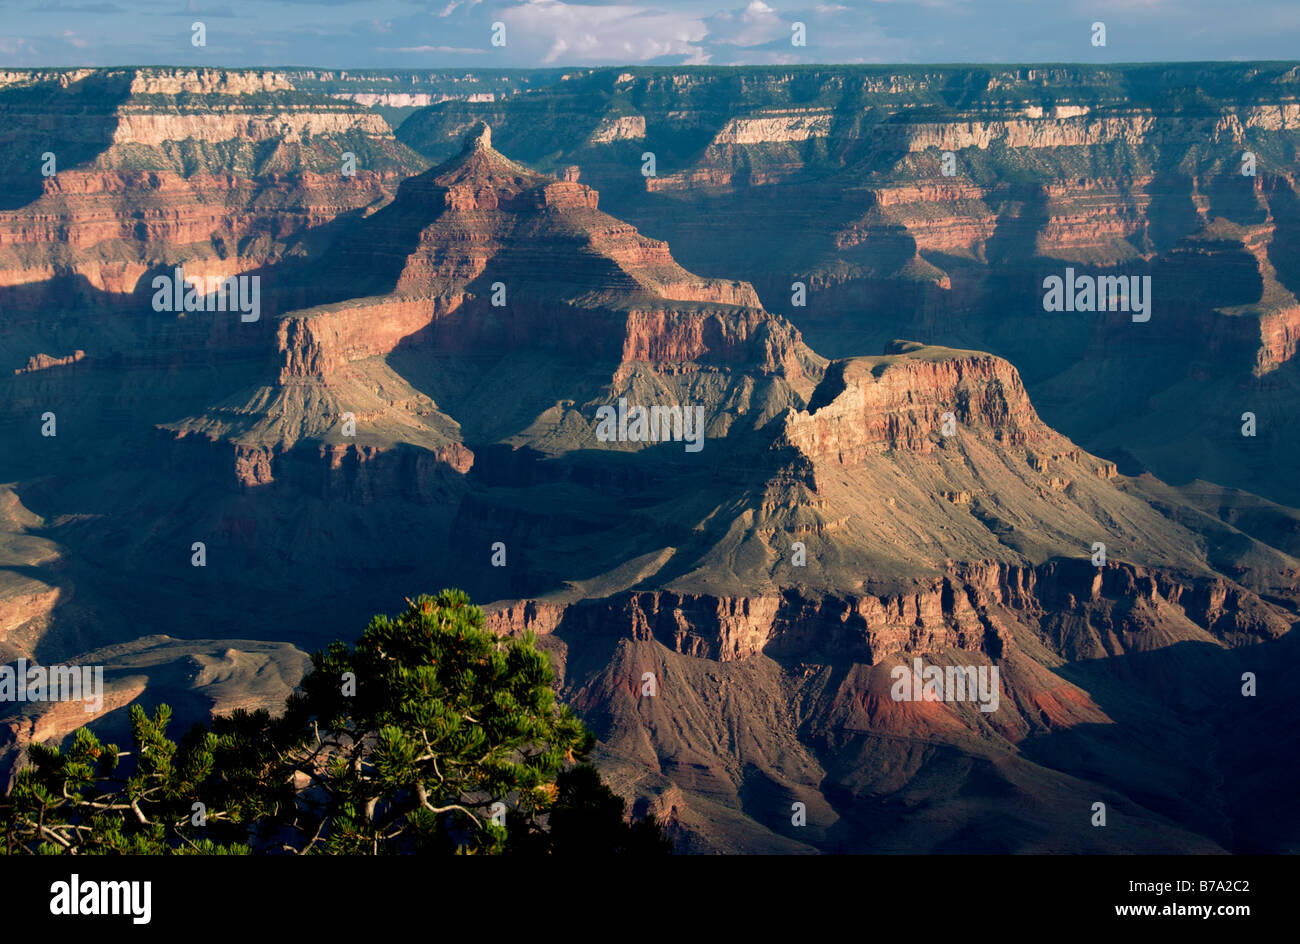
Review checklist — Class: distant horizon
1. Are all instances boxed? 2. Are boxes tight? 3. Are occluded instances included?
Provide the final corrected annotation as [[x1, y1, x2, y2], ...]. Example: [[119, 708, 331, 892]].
[[10, 59, 1300, 71]]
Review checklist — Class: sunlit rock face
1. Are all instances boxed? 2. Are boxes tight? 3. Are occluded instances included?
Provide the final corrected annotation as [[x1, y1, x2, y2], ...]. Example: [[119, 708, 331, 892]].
[[1, 69, 1299, 854]]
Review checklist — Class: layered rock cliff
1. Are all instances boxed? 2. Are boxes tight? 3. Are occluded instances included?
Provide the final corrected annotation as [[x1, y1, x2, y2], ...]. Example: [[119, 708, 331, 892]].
[[2, 83, 1298, 854], [0, 67, 428, 305], [158, 123, 820, 495], [396, 62, 1300, 506]]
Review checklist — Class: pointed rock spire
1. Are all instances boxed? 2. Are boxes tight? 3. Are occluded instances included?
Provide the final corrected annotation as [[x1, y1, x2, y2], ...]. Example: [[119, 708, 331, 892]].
[[465, 121, 492, 152], [428, 119, 539, 186]]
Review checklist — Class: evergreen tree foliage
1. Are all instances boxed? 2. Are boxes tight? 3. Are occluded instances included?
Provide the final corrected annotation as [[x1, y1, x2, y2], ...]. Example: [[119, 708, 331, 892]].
[[0, 590, 670, 855]]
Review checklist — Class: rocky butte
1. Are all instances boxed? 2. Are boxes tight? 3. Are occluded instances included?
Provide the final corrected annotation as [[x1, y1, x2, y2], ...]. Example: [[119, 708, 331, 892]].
[[398, 62, 1300, 508], [0, 70, 1297, 854]]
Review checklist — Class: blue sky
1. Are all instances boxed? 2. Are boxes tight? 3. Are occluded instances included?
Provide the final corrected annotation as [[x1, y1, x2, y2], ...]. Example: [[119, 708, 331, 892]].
[[3, 0, 1299, 67]]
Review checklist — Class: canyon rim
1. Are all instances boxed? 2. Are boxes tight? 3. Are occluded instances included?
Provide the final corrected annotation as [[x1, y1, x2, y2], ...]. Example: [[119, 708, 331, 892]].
[[1, 47, 1299, 863]]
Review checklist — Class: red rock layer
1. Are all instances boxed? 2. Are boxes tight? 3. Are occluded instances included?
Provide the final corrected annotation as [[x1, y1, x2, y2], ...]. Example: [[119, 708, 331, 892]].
[[487, 558, 1290, 665]]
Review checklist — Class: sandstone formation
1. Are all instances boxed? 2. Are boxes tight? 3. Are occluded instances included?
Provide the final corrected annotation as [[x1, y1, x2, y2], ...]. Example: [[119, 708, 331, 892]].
[[397, 63, 1300, 507], [0, 74, 1298, 854]]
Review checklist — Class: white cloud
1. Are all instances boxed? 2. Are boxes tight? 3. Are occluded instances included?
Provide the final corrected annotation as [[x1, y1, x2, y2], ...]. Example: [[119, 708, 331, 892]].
[[0, 36, 35, 51], [704, 0, 787, 47], [439, 0, 482, 16], [500, 0, 708, 64]]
